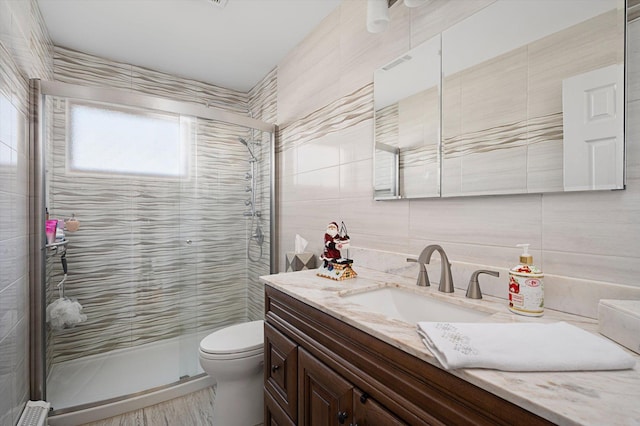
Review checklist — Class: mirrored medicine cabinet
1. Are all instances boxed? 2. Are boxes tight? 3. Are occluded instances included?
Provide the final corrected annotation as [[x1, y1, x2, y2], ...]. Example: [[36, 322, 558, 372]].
[[373, 0, 626, 200]]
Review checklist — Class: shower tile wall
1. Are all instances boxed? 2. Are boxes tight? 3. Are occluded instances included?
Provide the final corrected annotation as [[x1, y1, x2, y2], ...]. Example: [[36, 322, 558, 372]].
[[53, 47, 248, 114], [47, 48, 273, 363], [0, 0, 53, 423], [275, 1, 640, 318]]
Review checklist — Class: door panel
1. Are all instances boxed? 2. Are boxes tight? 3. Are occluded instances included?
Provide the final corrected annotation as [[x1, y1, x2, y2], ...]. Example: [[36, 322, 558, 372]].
[[563, 64, 624, 191]]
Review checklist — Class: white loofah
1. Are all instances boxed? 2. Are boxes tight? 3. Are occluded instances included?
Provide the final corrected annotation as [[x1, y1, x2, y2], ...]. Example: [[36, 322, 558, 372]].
[[46, 298, 87, 330]]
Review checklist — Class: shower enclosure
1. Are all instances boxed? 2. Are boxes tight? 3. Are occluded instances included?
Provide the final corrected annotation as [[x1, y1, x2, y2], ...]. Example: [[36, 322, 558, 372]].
[[29, 80, 275, 416]]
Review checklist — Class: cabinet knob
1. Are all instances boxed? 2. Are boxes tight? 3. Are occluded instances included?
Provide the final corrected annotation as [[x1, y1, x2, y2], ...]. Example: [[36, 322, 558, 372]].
[[271, 365, 280, 373], [360, 393, 369, 404], [337, 411, 348, 424]]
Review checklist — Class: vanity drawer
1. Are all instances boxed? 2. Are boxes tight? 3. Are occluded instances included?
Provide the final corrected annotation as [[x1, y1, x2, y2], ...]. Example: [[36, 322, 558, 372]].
[[265, 388, 296, 426], [265, 322, 298, 422]]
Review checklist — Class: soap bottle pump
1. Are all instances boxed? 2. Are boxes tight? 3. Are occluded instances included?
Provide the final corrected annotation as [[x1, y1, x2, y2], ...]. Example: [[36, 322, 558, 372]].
[[508, 244, 544, 317]]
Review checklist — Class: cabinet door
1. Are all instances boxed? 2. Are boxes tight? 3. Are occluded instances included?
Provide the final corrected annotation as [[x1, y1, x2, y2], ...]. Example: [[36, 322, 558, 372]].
[[353, 389, 406, 426], [299, 347, 354, 426], [265, 323, 298, 422]]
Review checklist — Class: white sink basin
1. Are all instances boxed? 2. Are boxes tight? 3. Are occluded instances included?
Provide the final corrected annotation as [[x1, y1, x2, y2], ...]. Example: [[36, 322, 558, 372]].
[[341, 287, 491, 323]]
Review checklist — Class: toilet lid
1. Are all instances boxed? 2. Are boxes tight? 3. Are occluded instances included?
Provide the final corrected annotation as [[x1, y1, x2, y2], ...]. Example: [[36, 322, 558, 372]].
[[200, 320, 264, 355]]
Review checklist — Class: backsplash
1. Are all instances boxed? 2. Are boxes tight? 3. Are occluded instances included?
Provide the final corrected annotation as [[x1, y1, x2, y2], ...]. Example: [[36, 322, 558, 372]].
[[349, 247, 640, 320]]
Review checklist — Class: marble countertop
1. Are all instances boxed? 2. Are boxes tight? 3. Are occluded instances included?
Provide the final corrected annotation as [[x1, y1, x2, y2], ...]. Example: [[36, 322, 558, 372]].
[[260, 267, 640, 426]]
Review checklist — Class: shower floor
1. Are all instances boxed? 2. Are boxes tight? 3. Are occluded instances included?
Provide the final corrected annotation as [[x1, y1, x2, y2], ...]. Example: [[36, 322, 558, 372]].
[[47, 334, 206, 411]]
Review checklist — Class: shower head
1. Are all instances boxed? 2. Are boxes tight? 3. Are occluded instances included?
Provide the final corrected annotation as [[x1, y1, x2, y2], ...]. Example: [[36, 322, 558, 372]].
[[238, 137, 262, 148], [238, 137, 257, 161]]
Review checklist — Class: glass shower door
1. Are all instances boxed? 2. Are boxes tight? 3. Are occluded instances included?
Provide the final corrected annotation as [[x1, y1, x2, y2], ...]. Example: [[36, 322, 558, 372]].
[[38, 84, 275, 414], [43, 98, 201, 409], [176, 115, 199, 379]]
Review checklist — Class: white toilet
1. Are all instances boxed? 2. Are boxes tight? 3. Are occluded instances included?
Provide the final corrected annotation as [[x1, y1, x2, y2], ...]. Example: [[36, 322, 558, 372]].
[[199, 320, 265, 426]]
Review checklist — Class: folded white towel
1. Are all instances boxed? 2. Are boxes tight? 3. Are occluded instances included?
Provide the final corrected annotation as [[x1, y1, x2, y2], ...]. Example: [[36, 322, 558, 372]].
[[417, 321, 636, 371]]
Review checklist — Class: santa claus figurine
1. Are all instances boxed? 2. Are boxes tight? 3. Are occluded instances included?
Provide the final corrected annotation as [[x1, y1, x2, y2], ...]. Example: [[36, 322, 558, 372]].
[[321, 221, 351, 262], [317, 221, 356, 280], [322, 222, 342, 261]]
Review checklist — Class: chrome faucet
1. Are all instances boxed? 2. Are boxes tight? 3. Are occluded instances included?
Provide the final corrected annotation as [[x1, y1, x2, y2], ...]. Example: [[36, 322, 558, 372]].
[[407, 245, 454, 292]]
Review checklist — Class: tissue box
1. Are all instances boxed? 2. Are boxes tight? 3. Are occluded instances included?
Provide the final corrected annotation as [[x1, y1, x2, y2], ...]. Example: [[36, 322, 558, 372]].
[[286, 252, 316, 272], [598, 299, 640, 355]]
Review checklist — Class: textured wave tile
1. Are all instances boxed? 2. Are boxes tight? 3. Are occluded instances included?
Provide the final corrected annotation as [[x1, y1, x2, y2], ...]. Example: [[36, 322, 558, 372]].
[[279, 83, 373, 153], [54, 47, 133, 91], [131, 65, 247, 114]]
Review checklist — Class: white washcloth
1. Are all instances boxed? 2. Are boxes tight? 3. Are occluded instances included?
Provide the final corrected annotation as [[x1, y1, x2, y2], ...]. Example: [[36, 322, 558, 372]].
[[417, 321, 636, 371]]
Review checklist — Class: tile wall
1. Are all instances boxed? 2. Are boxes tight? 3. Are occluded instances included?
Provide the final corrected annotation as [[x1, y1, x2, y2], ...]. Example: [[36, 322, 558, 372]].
[[0, 0, 53, 424], [275, 0, 640, 319]]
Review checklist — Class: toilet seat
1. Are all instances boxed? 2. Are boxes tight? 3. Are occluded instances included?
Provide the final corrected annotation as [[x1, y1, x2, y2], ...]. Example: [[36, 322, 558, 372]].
[[200, 320, 264, 357]]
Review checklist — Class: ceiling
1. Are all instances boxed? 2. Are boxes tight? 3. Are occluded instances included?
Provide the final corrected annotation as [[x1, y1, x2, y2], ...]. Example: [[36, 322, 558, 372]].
[[37, 0, 342, 92]]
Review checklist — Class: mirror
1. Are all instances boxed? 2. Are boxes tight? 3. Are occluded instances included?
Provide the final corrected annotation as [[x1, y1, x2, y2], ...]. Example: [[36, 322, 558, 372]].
[[373, 0, 625, 199], [441, 0, 624, 197], [374, 35, 441, 199]]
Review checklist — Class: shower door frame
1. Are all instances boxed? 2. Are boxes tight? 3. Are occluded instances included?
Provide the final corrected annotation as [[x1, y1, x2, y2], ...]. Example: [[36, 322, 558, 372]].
[[28, 78, 278, 403]]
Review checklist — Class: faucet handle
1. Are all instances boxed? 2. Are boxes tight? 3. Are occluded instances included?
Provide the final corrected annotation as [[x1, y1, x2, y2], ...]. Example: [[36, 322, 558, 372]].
[[407, 257, 430, 287], [466, 269, 500, 299]]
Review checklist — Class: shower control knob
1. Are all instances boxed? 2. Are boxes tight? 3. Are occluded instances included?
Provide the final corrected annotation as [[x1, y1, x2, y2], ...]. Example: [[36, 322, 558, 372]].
[[185, 240, 192, 245]]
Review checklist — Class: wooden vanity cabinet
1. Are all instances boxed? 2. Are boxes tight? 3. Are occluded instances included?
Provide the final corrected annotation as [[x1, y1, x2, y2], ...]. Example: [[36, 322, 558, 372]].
[[264, 285, 553, 426]]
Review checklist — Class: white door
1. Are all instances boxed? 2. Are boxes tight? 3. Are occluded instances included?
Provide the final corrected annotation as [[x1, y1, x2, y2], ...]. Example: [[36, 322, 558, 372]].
[[562, 64, 624, 191]]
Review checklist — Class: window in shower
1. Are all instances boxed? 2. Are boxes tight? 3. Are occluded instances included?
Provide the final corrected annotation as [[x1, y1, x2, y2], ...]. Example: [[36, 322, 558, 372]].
[[67, 101, 190, 177]]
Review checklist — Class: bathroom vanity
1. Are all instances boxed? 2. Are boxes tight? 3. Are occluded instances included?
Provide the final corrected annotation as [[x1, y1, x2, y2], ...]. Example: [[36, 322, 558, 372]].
[[261, 268, 640, 425]]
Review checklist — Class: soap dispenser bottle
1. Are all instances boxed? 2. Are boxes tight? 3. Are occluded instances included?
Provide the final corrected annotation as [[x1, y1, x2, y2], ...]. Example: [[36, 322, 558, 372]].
[[508, 244, 544, 317]]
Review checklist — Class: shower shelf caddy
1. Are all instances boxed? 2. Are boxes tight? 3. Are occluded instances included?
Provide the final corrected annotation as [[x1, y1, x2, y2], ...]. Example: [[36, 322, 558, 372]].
[[46, 239, 68, 256]]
